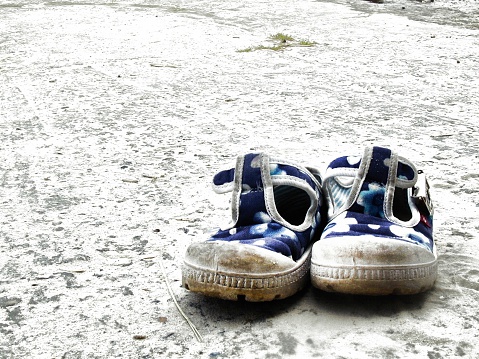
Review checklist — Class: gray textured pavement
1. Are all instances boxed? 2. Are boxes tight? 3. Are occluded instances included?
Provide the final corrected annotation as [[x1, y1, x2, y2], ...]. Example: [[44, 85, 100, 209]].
[[1, 1, 479, 358]]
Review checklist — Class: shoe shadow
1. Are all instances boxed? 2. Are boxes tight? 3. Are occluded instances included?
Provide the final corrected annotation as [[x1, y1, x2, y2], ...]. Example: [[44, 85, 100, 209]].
[[180, 284, 435, 336], [307, 285, 433, 317], [182, 286, 310, 325]]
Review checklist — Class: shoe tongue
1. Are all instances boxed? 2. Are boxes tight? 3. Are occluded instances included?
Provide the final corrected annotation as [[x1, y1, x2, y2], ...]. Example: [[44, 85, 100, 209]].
[[240, 153, 264, 191], [236, 154, 269, 226], [364, 147, 391, 186]]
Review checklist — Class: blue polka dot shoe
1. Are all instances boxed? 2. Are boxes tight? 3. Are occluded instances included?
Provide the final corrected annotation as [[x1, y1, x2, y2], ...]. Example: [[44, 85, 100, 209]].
[[182, 153, 324, 301], [311, 146, 437, 295]]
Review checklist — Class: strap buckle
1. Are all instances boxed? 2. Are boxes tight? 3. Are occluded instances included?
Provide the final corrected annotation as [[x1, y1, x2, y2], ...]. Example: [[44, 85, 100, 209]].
[[412, 170, 434, 215]]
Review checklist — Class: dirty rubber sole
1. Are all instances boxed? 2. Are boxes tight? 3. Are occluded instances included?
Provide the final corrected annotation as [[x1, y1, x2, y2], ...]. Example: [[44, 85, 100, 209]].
[[310, 260, 438, 295], [182, 250, 311, 302]]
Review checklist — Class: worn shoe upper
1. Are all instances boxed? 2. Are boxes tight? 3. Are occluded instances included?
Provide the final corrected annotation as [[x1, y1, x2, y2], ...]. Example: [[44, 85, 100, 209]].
[[182, 152, 324, 301], [311, 146, 437, 295], [208, 153, 323, 260]]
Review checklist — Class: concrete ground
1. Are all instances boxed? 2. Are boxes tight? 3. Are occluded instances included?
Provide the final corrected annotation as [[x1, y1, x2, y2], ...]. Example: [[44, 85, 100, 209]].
[[1, 0, 478, 358]]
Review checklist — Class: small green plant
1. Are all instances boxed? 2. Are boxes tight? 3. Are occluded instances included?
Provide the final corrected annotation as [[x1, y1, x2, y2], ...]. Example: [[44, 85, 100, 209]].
[[237, 33, 316, 53], [237, 47, 253, 53], [270, 33, 295, 42], [299, 39, 317, 47], [237, 44, 287, 52]]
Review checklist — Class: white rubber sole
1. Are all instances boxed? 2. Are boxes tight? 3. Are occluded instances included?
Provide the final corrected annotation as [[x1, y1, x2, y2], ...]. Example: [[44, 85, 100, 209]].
[[310, 260, 438, 295], [182, 242, 312, 302], [310, 236, 438, 295]]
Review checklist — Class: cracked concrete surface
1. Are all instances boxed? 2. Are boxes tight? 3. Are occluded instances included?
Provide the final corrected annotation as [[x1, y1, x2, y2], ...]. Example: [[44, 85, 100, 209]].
[[1, 0, 478, 358]]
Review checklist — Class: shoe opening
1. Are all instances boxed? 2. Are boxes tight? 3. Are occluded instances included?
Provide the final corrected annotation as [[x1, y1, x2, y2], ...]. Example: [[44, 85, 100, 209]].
[[273, 185, 311, 226], [393, 187, 413, 222]]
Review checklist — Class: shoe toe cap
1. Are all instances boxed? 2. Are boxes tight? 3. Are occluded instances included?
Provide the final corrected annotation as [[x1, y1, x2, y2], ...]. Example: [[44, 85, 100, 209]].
[[312, 235, 436, 267], [184, 241, 296, 275]]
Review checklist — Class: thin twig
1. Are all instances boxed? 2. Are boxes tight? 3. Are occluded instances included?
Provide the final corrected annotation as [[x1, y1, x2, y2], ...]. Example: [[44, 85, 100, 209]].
[[159, 256, 203, 342]]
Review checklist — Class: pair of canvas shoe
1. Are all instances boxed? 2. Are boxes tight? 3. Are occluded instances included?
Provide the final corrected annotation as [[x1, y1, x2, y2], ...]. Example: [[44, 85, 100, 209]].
[[182, 146, 437, 301]]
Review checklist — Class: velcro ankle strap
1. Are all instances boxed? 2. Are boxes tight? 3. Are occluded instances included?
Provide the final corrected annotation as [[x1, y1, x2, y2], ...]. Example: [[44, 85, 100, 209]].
[[325, 146, 424, 226], [211, 153, 322, 232]]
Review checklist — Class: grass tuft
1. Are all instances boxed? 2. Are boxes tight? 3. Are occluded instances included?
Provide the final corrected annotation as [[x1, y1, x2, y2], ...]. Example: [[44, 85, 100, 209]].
[[269, 33, 295, 42], [237, 33, 316, 53]]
